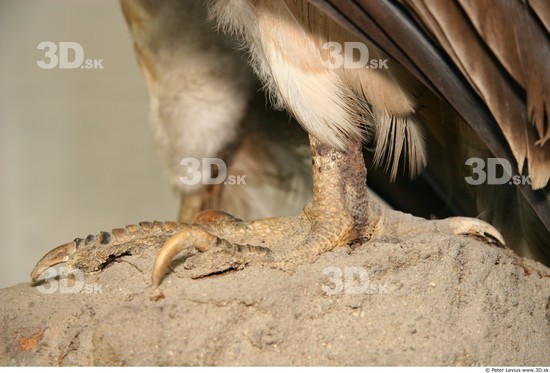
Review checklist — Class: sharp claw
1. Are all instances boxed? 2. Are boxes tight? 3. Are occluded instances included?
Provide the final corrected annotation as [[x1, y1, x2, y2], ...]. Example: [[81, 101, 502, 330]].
[[438, 217, 506, 247], [151, 227, 218, 288], [30, 242, 77, 282]]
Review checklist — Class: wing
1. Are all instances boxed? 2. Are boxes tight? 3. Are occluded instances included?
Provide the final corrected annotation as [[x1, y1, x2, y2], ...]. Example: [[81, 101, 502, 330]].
[[310, 0, 550, 236]]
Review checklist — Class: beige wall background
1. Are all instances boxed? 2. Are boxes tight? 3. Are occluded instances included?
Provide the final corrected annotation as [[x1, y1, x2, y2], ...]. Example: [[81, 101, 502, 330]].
[[0, 0, 178, 288]]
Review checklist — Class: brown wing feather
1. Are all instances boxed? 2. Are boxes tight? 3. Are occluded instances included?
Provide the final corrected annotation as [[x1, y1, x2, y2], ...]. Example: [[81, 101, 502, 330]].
[[400, 0, 550, 188], [456, 0, 550, 157]]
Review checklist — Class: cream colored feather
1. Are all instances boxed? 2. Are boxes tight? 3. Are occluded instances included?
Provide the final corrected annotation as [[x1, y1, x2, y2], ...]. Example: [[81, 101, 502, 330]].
[[210, 0, 427, 179]]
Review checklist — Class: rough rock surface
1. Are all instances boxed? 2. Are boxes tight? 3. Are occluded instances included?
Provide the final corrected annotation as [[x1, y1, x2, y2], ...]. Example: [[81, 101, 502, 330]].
[[1, 233, 549, 366]]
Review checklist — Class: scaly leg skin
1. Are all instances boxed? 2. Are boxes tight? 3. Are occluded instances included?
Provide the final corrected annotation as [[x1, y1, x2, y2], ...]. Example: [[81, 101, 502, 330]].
[[150, 135, 504, 288]]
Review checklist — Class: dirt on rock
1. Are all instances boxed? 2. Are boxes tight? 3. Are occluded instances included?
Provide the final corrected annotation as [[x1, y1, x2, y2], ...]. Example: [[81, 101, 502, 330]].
[[1, 232, 549, 366]]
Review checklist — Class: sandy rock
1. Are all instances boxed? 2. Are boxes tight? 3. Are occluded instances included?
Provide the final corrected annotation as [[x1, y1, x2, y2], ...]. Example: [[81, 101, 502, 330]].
[[1, 233, 549, 366]]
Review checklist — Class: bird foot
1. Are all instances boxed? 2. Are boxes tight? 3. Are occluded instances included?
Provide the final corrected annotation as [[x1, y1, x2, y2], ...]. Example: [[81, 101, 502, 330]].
[[31, 137, 504, 287], [147, 136, 504, 287], [150, 201, 505, 288], [29, 203, 504, 286], [151, 200, 358, 287], [30, 136, 505, 288]]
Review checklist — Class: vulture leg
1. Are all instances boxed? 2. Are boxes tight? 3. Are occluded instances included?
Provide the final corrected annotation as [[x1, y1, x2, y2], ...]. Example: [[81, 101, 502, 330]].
[[151, 135, 504, 287]]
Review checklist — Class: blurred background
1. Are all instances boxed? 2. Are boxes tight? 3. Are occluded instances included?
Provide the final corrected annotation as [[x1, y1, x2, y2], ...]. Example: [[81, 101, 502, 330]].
[[0, 0, 178, 288]]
